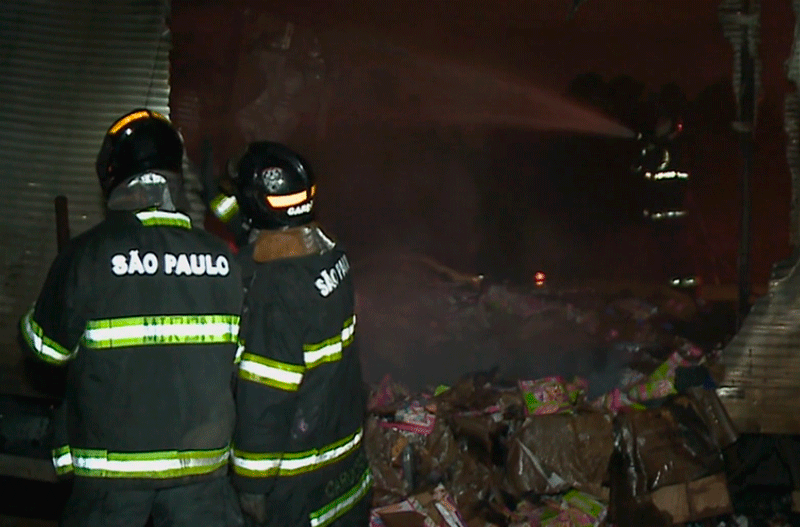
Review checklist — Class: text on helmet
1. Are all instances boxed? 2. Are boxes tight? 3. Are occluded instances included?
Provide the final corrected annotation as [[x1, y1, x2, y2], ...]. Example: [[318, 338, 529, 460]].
[[287, 200, 313, 216]]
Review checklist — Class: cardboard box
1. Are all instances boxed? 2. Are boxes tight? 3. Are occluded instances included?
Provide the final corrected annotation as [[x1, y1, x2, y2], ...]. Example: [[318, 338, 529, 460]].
[[649, 473, 733, 524], [370, 485, 468, 527], [370, 499, 434, 527], [505, 410, 614, 496]]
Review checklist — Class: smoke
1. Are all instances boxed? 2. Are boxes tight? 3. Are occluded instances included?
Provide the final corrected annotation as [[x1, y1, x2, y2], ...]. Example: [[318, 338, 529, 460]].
[[329, 37, 634, 138], [309, 34, 641, 391], [353, 255, 633, 395], [315, 36, 636, 273]]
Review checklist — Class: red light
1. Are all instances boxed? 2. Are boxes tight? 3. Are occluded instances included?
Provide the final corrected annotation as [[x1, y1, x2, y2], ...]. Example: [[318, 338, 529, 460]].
[[676, 121, 683, 132], [534, 271, 546, 286]]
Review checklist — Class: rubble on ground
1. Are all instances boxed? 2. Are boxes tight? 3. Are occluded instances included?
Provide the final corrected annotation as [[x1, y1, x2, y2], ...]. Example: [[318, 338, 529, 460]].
[[360, 278, 799, 526]]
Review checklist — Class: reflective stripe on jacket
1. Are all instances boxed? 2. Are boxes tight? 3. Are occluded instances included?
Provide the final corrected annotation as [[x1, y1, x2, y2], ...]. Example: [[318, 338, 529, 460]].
[[232, 234, 371, 526], [22, 209, 244, 487]]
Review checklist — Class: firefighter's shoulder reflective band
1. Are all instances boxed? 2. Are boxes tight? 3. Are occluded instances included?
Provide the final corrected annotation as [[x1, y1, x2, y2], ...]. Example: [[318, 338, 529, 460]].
[[69, 445, 229, 479], [210, 194, 239, 223], [238, 352, 305, 391], [309, 468, 372, 527], [21, 308, 77, 364], [303, 316, 355, 369], [52, 445, 74, 475], [82, 314, 240, 348], [232, 427, 363, 478], [135, 210, 192, 229]]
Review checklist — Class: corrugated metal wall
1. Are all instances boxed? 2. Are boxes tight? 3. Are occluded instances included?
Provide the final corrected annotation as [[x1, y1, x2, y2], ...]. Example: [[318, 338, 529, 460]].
[[716, 257, 800, 434], [715, 0, 800, 435], [0, 0, 173, 395]]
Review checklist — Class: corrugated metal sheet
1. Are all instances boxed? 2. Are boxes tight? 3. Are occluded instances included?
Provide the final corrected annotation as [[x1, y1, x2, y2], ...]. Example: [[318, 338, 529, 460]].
[[717, 256, 800, 433], [718, 0, 762, 123], [716, 0, 800, 435], [0, 0, 174, 395], [787, 0, 800, 248]]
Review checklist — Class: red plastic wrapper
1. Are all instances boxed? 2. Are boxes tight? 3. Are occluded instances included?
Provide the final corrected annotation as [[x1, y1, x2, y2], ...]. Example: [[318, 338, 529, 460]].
[[369, 374, 411, 412], [380, 400, 437, 435]]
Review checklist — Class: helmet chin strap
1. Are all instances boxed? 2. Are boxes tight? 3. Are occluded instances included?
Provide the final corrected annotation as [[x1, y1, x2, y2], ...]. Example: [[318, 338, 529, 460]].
[[106, 171, 179, 212]]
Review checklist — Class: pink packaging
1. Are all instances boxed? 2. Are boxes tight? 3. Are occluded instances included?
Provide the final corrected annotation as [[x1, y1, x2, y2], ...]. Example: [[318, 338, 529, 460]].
[[519, 376, 572, 416], [379, 400, 436, 435]]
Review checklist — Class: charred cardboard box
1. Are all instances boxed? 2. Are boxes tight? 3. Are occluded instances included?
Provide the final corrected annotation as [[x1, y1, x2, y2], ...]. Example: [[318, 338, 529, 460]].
[[365, 412, 459, 506], [366, 374, 524, 521], [609, 388, 737, 526], [365, 388, 510, 518], [504, 408, 614, 498], [648, 473, 732, 525], [369, 484, 469, 527]]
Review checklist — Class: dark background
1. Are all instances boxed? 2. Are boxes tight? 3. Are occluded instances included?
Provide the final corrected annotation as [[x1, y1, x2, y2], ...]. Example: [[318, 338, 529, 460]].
[[168, 0, 796, 288]]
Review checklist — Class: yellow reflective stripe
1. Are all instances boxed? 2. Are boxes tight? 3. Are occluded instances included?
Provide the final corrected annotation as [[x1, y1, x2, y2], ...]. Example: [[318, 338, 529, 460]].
[[82, 314, 240, 348], [234, 340, 245, 364], [150, 111, 170, 122], [232, 428, 363, 478], [20, 307, 77, 364], [279, 428, 361, 476], [71, 446, 229, 479], [238, 353, 305, 391], [265, 186, 315, 208], [303, 316, 355, 369], [109, 110, 150, 135], [135, 210, 192, 229], [52, 445, 73, 475], [210, 194, 239, 222], [109, 110, 169, 135], [230, 449, 281, 478], [310, 468, 372, 527]]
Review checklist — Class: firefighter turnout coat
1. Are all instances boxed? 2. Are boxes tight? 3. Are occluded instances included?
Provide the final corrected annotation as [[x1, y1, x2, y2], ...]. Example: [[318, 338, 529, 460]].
[[232, 225, 372, 527], [20, 209, 243, 487]]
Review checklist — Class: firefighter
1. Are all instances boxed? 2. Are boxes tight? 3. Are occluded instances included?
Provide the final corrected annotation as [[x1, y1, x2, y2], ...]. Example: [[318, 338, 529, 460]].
[[19, 109, 244, 527], [230, 142, 372, 527]]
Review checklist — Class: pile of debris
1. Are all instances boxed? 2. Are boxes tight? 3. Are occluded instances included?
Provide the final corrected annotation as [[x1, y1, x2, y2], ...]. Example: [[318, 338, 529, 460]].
[[359, 277, 794, 526], [355, 252, 716, 397], [365, 361, 734, 526]]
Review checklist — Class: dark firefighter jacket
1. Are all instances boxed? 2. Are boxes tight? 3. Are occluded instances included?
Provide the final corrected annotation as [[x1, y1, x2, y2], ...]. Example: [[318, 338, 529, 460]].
[[19, 209, 243, 488], [232, 224, 372, 527]]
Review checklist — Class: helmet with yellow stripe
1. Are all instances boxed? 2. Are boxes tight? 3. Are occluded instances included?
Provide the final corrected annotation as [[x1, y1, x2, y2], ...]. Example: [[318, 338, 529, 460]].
[[96, 108, 184, 197], [235, 142, 316, 230]]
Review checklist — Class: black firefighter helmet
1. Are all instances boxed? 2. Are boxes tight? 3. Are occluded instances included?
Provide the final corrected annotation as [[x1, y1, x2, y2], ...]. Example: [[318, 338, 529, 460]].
[[235, 141, 316, 230], [96, 109, 184, 197]]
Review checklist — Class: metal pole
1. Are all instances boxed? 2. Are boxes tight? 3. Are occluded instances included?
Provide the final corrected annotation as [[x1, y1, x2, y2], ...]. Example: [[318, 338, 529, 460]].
[[736, 2, 756, 328], [54, 195, 70, 253], [737, 129, 753, 326], [721, 0, 759, 328]]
